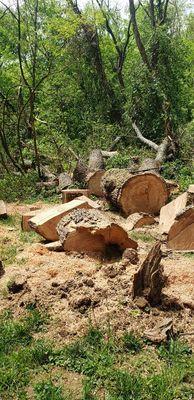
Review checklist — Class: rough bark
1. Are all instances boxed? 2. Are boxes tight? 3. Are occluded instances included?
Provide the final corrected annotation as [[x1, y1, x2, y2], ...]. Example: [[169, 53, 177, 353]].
[[101, 169, 168, 216], [57, 208, 137, 256], [88, 149, 105, 171], [138, 158, 161, 173], [132, 241, 164, 305], [73, 159, 88, 184]]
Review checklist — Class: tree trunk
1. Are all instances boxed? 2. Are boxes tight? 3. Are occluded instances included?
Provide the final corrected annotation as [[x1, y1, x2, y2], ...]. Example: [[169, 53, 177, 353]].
[[101, 169, 168, 216], [132, 241, 164, 305], [73, 159, 88, 185], [88, 149, 105, 171], [86, 170, 105, 197], [167, 207, 194, 251], [57, 208, 137, 256]]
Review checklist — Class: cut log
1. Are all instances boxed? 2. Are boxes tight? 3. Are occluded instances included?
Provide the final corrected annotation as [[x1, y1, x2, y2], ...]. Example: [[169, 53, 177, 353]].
[[29, 198, 95, 241], [101, 169, 168, 216], [22, 210, 40, 231], [76, 195, 101, 209], [167, 206, 194, 250], [88, 149, 104, 171], [126, 213, 155, 231], [73, 159, 88, 184], [101, 150, 118, 158], [132, 242, 164, 306], [87, 170, 105, 197], [58, 172, 72, 191], [159, 189, 194, 234], [57, 209, 137, 256], [0, 200, 7, 219], [62, 189, 91, 203]]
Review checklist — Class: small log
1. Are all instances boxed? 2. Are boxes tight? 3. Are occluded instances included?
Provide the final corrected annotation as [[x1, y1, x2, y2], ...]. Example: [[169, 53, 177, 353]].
[[29, 198, 95, 241], [73, 159, 88, 184], [159, 189, 194, 234], [62, 189, 91, 203], [57, 209, 137, 256], [167, 206, 194, 250], [0, 200, 7, 219], [101, 169, 168, 216], [22, 210, 40, 231], [126, 213, 155, 231], [101, 150, 118, 158], [138, 158, 161, 174], [86, 170, 105, 197], [132, 242, 164, 306], [88, 149, 104, 171]]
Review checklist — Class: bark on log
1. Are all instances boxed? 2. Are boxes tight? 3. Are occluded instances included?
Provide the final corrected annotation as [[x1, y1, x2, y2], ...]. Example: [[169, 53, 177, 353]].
[[101, 169, 168, 216], [73, 159, 88, 184], [58, 172, 72, 191], [86, 170, 105, 197], [57, 208, 137, 256], [101, 151, 118, 158], [167, 206, 194, 250], [132, 241, 164, 305], [88, 149, 105, 171], [138, 158, 161, 173], [159, 189, 194, 234]]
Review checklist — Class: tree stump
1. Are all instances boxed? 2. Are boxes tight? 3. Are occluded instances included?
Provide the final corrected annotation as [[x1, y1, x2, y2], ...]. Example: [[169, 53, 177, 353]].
[[88, 149, 104, 171], [132, 242, 164, 306], [101, 169, 168, 216]]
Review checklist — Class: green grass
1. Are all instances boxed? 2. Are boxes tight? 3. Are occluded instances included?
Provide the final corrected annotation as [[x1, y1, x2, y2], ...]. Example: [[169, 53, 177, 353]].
[[130, 231, 155, 243], [0, 311, 193, 400]]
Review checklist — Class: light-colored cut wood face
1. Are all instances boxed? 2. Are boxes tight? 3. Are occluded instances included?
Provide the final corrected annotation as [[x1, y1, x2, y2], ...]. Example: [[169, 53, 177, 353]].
[[87, 170, 105, 197], [168, 208, 194, 250], [120, 174, 168, 216]]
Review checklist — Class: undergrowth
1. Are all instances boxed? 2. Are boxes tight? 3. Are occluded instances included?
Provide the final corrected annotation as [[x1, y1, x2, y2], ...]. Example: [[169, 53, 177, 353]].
[[0, 311, 193, 400]]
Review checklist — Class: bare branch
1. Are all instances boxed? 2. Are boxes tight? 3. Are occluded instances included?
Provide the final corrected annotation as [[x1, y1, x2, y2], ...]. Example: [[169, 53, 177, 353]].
[[132, 122, 159, 151]]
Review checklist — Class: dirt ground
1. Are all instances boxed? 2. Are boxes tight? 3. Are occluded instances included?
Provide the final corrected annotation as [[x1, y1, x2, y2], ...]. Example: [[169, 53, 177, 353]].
[[0, 202, 194, 348]]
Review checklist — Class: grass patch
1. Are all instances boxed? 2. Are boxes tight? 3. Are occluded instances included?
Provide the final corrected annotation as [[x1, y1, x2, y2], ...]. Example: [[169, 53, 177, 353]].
[[0, 243, 18, 266], [0, 312, 193, 400], [130, 231, 155, 243]]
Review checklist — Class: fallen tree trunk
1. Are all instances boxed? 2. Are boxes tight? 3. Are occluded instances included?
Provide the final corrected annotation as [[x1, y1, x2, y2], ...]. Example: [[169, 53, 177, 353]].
[[101, 169, 168, 216], [167, 206, 194, 250], [73, 159, 88, 184], [88, 149, 104, 171], [132, 241, 164, 306], [57, 208, 137, 255]]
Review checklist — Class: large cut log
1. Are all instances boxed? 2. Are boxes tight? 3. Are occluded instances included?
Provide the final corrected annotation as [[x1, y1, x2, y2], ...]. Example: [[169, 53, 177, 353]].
[[29, 198, 95, 241], [167, 206, 194, 250], [57, 209, 137, 256], [0, 200, 7, 219], [22, 210, 40, 231], [86, 170, 105, 197], [159, 188, 194, 234], [88, 149, 104, 171], [58, 172, 72, 191], [101, 169, 168, 216], [132, 241, 164, 306]]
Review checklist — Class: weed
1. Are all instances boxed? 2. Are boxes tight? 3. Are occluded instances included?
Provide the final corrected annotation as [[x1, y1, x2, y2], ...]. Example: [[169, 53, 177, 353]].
[[122, 332, 142, 353], [0, 243, 18, 266], [34, 380, 65, 400]]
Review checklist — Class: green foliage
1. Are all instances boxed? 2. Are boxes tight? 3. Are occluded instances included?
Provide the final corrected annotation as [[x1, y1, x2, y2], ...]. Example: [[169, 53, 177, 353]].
[[0, 172, 39, 202], [122, 332, 142, 354], [162, 160, 193, 191]]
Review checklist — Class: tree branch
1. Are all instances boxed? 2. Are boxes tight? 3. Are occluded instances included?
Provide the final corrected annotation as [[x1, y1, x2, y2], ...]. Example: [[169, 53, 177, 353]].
[[132, 122, 159, 151]]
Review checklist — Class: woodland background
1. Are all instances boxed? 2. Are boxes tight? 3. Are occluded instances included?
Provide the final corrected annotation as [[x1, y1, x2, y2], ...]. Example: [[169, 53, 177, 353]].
[[0, 0, 193, 200]]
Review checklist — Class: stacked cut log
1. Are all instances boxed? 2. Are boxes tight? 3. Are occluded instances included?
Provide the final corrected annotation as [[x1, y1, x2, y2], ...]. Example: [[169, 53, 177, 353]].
[[29, 197, 97, 241], [101, 169, 168, 216], [57, 208, 137, 255], [159, 185, 194, 250]]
